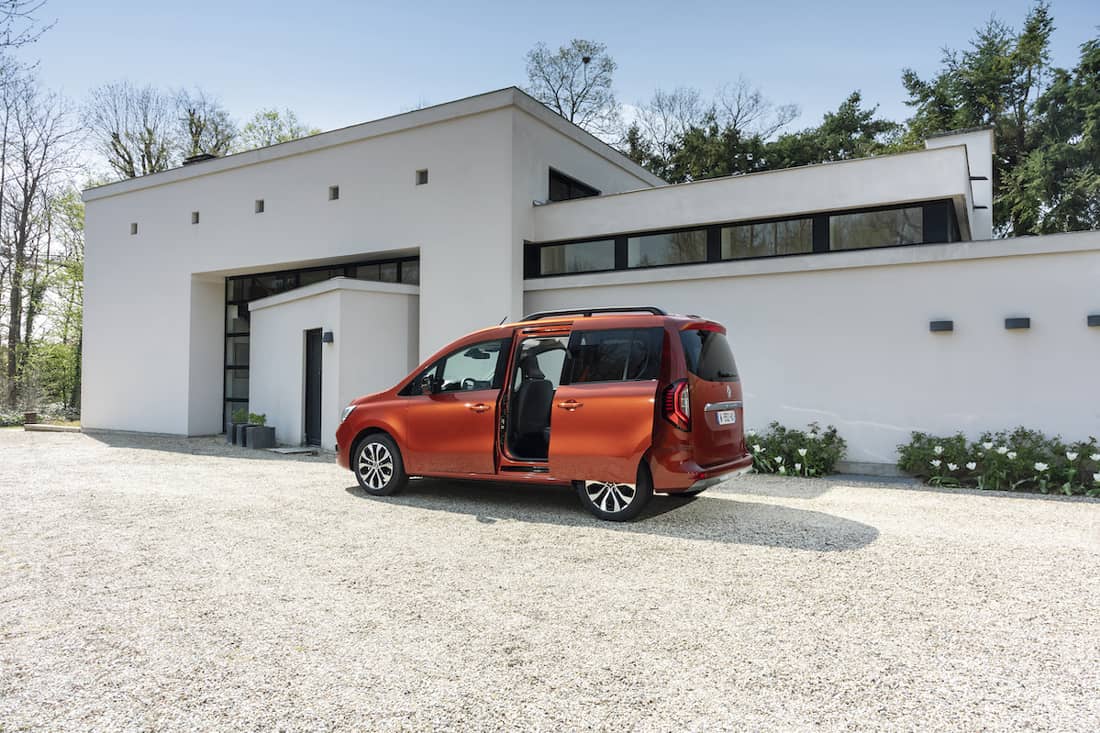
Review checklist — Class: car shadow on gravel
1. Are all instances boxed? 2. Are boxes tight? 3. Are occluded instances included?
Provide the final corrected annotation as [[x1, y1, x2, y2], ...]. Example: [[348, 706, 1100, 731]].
[[344, 480, 878, 552]]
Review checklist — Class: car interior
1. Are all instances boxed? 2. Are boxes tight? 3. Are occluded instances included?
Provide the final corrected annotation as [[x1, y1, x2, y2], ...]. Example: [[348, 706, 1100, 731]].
[[506, 337, 567, 460]]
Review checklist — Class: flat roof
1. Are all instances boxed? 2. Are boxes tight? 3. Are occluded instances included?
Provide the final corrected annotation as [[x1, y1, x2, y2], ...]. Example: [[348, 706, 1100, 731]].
[[83, 86, 663, 202]]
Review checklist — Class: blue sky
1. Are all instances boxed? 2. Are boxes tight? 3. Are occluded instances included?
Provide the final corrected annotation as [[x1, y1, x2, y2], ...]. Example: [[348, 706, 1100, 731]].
[[28, 0, 1100, 134]]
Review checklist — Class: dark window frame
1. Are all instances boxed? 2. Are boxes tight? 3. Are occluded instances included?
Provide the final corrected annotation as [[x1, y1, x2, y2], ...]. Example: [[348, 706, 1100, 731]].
[[524, 199, 959, 278]]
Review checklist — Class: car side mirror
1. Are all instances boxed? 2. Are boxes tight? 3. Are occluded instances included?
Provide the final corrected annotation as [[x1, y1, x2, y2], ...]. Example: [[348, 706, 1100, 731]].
[[420, 374, 438, 395]]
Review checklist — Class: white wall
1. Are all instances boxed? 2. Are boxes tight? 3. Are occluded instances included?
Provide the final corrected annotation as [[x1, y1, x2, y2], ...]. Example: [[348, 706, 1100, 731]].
[[926, 129, 994, 240], [532, 144, 975, 243], [525, 231, 1100, 466], [248, 279, 418, 449], [82, 88, 657, 437]]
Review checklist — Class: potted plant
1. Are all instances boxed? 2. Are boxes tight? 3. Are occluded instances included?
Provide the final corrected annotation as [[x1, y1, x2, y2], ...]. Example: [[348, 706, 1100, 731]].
[[246, 412, 275, 449], [229, 407, 250, 444]]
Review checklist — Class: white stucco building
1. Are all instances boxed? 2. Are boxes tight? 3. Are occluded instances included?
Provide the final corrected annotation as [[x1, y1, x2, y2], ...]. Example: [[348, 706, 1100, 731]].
[[81, 87, 1100, 470]]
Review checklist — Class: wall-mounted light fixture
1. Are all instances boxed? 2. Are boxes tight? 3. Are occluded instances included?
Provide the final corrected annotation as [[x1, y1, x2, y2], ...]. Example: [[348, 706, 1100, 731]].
[[929, 320, 954, 333], [1005, 317, 1031, 330], [321, 331, 334, 344], [1088, 314, 1100, 328]]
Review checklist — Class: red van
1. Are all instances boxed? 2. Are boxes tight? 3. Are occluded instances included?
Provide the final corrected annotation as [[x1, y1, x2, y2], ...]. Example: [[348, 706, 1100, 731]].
[[336, 307, 752, 520]]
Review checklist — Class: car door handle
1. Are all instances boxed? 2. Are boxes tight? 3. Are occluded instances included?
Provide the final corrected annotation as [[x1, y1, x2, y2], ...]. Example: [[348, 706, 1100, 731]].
[[467, 403, 491, 413], [556, 400, 583, 411]]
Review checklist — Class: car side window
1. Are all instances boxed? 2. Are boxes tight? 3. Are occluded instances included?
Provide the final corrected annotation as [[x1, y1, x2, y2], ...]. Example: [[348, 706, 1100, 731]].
[[512, 337, 568, 392], [438, 339, 508, 392], [563, 328, 663, 384]]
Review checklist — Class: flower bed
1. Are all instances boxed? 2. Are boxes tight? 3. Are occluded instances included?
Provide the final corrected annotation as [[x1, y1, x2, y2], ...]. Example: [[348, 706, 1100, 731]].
[[897, 428, 1100, 496], [749, 422, 847, 477]]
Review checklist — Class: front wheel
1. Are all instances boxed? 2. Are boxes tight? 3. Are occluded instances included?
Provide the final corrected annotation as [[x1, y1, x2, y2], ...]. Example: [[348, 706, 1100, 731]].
[[576, 463, 654, 521], [353, 433, 408, 496]]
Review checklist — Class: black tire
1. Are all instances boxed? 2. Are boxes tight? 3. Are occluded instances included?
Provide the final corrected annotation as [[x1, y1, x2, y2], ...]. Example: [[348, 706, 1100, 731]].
[[352, 433, 408, 496], [576, 462, 654, 521]]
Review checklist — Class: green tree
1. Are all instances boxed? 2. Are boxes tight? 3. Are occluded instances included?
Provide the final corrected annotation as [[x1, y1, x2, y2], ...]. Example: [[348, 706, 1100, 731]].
[[901, 2, 1055, 235], [766, 91, 903, 169], [175, 88, 237, 159], [1004, 37, 1100, 233], [665, 114, 769, 183], [236, 108, 321, 151]]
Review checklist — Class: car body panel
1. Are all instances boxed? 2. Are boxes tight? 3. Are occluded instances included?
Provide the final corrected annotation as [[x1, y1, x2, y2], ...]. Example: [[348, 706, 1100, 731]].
[[548, 380, 659, 485], [403, 388, 500, 474]]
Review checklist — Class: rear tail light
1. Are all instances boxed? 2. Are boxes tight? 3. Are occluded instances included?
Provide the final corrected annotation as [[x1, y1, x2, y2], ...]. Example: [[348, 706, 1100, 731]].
[[663, 379, 691, 431]]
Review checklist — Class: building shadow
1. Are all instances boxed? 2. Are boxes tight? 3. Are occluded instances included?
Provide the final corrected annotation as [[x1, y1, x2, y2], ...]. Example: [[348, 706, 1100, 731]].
[[343, 478, 879, 552], [82, 430, 332, 463]]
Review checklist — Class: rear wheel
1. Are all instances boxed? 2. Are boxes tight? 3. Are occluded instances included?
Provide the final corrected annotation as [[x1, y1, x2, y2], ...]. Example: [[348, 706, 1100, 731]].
[[576, 462, 654, 521], [353, 433, 408, 496]]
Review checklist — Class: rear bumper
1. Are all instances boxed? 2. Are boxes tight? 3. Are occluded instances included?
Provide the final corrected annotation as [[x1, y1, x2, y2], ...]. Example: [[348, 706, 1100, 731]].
[[652, 451, 754, 493]]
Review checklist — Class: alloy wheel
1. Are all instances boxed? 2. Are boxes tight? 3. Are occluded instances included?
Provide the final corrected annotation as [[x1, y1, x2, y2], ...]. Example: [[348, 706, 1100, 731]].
[[584, 481, 637, 514], [357, 441, 394, 490]]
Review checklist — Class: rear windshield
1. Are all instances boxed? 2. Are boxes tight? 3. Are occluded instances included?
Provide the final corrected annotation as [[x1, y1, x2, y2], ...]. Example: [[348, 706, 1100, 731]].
[[680, 329, 739, 382]]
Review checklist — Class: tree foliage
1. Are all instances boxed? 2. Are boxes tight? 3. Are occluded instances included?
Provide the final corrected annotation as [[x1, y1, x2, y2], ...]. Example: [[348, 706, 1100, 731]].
[[525, 39, 620, 138], [1003, 38, 1100, 233], [236, 107, 320, 151], [902, 2, 1055, 235]]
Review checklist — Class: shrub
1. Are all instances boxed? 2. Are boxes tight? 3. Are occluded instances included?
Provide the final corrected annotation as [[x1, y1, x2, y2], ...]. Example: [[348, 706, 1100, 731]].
[[248, 412, 267, 426], [898, 427, 1100, 496], [748, 421, 846, 477]]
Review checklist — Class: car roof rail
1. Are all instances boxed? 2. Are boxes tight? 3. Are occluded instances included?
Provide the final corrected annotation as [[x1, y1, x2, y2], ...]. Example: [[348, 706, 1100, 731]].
[[521, 306, 668, 321]]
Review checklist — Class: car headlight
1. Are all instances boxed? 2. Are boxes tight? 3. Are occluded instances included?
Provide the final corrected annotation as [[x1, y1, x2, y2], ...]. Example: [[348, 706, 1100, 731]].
[[340, 405, 356, 423]]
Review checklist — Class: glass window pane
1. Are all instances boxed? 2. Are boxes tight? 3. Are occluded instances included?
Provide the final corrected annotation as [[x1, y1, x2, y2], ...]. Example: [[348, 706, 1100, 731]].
[[438, 339, 506, 392], [226, 304, 250, 334], [227, 278, 250, 301], [722, 219, 811, 259], [226, 336, 250, 367], [627, 230, 706, 268], [829, 207, 923, 251], [775, 219, 813, 255], [400, 260, 420, 285], [379, 263, 398, 283], [540, 240, 615, 275], [355, 264, 381, 281], [299, 268, 345, 286], [567, 328, 662, 383], [225, 370, 249, 399]]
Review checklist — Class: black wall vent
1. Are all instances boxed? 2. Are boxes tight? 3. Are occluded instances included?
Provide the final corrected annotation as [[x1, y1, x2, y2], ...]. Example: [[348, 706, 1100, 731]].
[[929, 320, 954, 332], [1005, 317, 1031, 330]]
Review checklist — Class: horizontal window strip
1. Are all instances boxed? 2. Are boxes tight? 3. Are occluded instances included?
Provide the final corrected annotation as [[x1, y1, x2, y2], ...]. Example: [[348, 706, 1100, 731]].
[[525, 200, 957, 278]]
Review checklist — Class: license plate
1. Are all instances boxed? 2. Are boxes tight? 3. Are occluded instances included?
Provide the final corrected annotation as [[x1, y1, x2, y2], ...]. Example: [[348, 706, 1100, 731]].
[[716, 410, 737, 426]]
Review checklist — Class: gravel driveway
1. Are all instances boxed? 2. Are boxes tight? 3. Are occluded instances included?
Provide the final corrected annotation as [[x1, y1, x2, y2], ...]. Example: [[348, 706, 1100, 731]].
[[1, 429, 1098, 731]]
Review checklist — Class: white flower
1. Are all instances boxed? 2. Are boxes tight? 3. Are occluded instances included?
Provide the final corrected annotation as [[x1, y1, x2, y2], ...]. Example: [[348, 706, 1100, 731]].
[[746, 429, 756, 436], [775, 456, 784, 464], [1094, 473, 1100, 484], [995, 446, 1008, 455], [1091, 453, 1100, 462], [1007, 451, 1017, 460], [753, 444, 763, 453], [778, 466, 786, 475], [947, 463, 958, 471], [1034, 462, 1049, 472], [982, 442, 994, 451], [797, 448, 808, 457], [933, 445, 944, 455], [1066, 451, 1078, 461], [966, 462, 977, 471], [930, 459, 942, 468]]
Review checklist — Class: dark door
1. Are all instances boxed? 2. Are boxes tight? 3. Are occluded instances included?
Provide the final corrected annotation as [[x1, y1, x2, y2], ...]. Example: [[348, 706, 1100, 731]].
[[305, 328, 322, 445]]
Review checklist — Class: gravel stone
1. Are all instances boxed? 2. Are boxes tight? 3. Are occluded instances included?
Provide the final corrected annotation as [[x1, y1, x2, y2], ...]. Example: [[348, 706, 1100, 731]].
[[1, 430, 1098, 731]]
